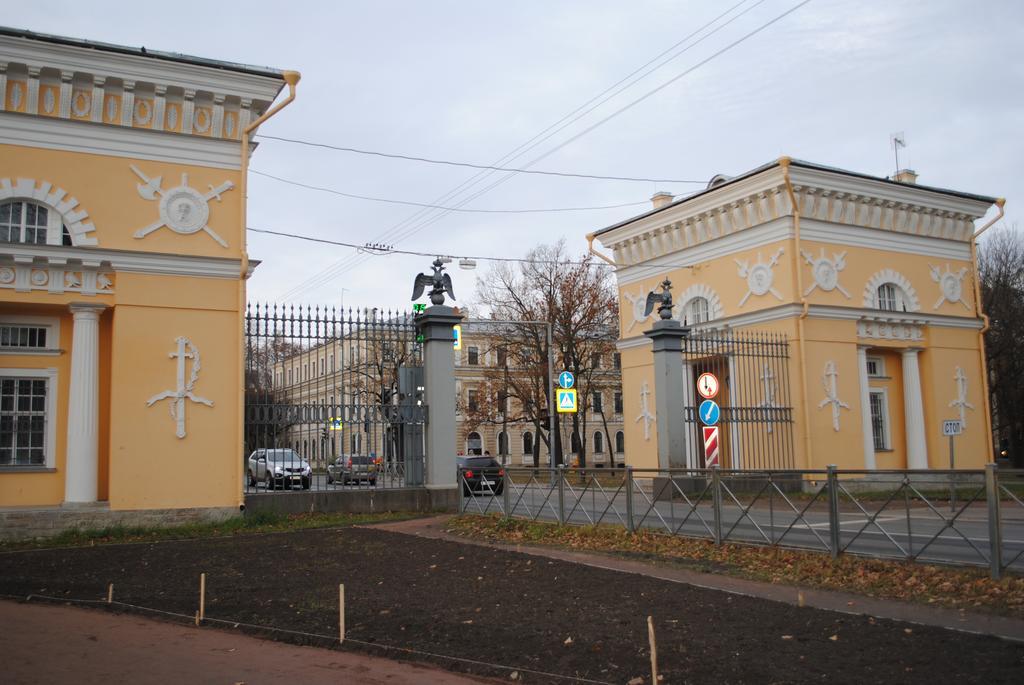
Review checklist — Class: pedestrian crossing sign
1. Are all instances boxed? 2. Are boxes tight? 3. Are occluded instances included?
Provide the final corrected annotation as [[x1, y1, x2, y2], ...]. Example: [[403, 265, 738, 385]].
[[556, 388, 577, 413], [328, 417, 343, 431]]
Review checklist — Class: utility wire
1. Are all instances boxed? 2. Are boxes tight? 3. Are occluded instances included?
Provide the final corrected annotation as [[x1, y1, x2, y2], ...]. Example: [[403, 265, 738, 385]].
[[249, 169, 651, 213], [276, 1, 755, 301], [254, 134, 705, 184], [277, 0, 766, 301]]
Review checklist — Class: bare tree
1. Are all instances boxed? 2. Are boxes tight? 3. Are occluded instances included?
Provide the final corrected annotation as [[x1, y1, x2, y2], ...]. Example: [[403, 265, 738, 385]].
[[979, 225, 1024, 467], [473, 240, 618, 467]]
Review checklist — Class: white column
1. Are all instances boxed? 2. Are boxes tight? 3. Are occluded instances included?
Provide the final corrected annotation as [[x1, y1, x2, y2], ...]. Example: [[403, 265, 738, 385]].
[[26, 66, 40, 115], [64, 303, 106, 503], [902, 348, 928, 469], [152, 85, 166, 131], [857, 346, 876, 470], [120, 80, 135, 127], [90, 76, 105, 123], [58, 70, 73, 119]]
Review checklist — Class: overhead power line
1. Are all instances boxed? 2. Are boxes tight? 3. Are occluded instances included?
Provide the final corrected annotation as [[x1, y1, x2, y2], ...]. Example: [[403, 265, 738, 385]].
[[249, 169, 651, 213], [254, 134, 705, 184]]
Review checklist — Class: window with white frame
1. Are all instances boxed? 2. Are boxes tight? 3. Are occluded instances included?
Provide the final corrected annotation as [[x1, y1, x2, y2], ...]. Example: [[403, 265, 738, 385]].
[[467, 346, 479, 366], [594, 431, 604, 453], [1, 201, 56, 245], [868, 389, 890, 451], [0, 369, 57, 467], [866, 355, 885, 378], [0, 325, 48, 350], [685, 297, 711, 324], [615, 430, 625, 453], [522, 431, 534, 455], [875, 283, 906, 312]]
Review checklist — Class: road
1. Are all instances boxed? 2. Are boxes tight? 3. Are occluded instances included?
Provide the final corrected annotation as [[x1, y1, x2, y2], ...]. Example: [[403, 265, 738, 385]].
[[461, 479, 1024, 571]]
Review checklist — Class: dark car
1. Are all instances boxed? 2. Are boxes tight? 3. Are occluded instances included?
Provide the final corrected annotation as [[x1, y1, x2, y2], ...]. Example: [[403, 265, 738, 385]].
[[457, 456, 504, 496]]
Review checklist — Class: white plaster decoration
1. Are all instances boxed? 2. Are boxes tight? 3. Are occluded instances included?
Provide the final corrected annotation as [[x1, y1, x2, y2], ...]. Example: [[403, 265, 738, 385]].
[[70, 89, 90, 117], [129, 165, 233, 247], [104, 94, 117, 122], [0, 64, 7, 113], [856, 347, 877, 470], [949, 366, 974, 428], [0, 259, 113, 296], [902, 349, 928, 469], [166, 103, 179, 130], [930, 264, 971, 310], [759, 363, 778, 434], [152, 86, 166, 132], [856, 317, 924, 342], [30, 270, 47, 286], [194, 107, 211, 134], [0, 177, 99, 246], [635, 381, 655, 441], [65, 303, 106, 503], [818, 360, 850, 432], [735, 248, 784, 307], [120, 80, 135, 127], [10, 81, 23, 109], [134, 98, 153, 125], [623, 290, 653, 332], [0, 267, 13, 284], [26, 67, 40, 115], [223, 111, 235, 138], [58, 71, 72, 118], [863, 269, 920, 311], [0, 242, 248, 280], [672, 283, 725, 322], [211, 95, 225, 138], [181, 89, 195, 135], [238, 98, 253, 131], [64, 272, 81, 288], [42, 87, 55, 114], [146, 337, 214, 438], [90, 76, 105, 123], [801, 248, 850, 298]]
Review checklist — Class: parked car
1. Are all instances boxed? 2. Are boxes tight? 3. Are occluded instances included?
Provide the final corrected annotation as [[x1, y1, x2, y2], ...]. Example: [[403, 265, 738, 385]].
[[457, 456, 504, 496], [327, 455, 378, 486], [247, 449, 311, 490]]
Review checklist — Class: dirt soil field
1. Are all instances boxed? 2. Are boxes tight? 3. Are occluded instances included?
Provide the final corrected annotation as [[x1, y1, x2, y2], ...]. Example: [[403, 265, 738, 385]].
[[1, 527, 1022, 684]]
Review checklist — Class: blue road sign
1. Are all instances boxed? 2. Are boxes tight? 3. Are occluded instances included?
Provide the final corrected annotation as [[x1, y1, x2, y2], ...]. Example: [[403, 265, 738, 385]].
[[558, 371, 575, 389], [699, 399, 721, 426]]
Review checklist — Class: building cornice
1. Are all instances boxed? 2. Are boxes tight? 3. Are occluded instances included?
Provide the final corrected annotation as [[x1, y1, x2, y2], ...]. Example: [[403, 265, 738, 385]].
[[596, 163, 996, 269], [0, 242, 250, 280]]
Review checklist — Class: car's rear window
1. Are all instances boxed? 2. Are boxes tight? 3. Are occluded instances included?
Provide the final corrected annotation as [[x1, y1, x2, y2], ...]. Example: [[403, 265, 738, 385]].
[[463, 457, 499, 468], [350, 456, 373, 465]]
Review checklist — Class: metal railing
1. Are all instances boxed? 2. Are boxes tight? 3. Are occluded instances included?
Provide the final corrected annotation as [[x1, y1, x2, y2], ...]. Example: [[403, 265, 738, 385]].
[[459, 465, 1024, 579]]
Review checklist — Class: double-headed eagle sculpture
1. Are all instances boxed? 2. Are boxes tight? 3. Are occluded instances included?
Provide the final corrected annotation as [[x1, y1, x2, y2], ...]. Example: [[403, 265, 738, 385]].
[[411, 258, 456, 305], [644, 278, 674, 320]]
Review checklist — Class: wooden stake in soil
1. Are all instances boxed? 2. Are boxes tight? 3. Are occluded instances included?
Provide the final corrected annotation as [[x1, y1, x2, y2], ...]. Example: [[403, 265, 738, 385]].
[[647, 615, 658, 684], [199, 572, 206, 624], [107, 583, 113, 604], [798, 590, 806, 608], [339, 584, 345, 644]]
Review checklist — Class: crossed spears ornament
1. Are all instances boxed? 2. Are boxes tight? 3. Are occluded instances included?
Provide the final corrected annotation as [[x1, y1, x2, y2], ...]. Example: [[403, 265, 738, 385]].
[[130, 164, 233, 248]]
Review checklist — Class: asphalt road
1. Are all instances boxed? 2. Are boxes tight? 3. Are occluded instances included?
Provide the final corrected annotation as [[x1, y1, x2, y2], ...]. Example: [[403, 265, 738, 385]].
[[462, 480, 1024, 571]]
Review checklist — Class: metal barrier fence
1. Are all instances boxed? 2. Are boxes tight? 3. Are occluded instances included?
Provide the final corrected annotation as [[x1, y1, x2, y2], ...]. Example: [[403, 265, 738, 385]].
[[459, 465, 1024, 579], [244, 303, 425, 494]]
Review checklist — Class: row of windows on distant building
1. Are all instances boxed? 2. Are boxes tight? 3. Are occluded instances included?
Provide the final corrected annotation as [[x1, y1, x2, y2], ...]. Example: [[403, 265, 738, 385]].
[[463, 389, 622, 414], [464, 429, 625, 456]]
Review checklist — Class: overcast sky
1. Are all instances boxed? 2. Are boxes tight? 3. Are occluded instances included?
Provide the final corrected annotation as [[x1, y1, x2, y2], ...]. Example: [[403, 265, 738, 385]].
[[8, 1, 1022, 312]]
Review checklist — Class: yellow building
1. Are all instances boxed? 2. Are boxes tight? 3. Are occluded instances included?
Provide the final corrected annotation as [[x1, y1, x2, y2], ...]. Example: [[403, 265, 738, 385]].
[[0, 28, 296, 525], [592, 159, 1002, 472]]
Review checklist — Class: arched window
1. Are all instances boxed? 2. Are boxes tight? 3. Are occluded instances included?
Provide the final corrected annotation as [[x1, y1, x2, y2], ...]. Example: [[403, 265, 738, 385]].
[[303, 439, 308, 457], [876, 283, 906, 312], [0, 201, 68, 245], [594, 432, 604, 453], [522, 431, 534, 455], [497, 431, 508, 455], [466, 431, 482, 455], [685, 297, 710, 324], [615, 431, 625, 453]]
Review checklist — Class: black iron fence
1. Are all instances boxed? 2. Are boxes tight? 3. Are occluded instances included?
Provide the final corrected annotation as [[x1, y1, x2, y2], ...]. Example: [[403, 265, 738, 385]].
[[244, 303, 425, 493], [682, 330, 794, 469]]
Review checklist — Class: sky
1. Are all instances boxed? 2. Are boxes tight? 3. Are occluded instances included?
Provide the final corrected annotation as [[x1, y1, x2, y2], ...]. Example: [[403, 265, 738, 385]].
[[7, 0, 1023, 312]]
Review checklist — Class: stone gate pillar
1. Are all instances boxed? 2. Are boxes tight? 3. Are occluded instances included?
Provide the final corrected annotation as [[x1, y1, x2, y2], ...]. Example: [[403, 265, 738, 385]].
[[644, 318, 690, 469], [416, 305, 463, 490]]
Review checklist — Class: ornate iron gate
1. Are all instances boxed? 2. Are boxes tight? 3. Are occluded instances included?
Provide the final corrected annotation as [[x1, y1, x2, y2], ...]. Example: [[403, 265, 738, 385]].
[[243, 303, 425, 493], [682, 330, 794, 469]]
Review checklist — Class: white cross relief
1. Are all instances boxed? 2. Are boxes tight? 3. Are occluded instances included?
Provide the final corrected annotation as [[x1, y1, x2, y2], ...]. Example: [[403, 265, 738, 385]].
[[818, 360, 850, 432], [735, 248, 785, 307], [623, 290, 652, 332], [130, 164, 233, 248], [930, 264, 971, 310], [758, 363, 779, 434], [801, 248, 850, 298], [949, 366, 975, 428], [635, 381, 655, 441], [146, 337, 214, 438]]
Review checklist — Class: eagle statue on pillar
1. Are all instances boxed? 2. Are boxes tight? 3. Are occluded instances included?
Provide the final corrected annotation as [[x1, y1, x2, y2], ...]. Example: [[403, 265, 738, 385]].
[[644, 278, 674, 320], [412, 257, 456, 305]]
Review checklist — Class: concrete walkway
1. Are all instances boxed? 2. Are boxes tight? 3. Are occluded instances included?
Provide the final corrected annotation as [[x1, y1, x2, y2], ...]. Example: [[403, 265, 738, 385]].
[[0, 600, 495, 685], [368, 514, 1024, 643]]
